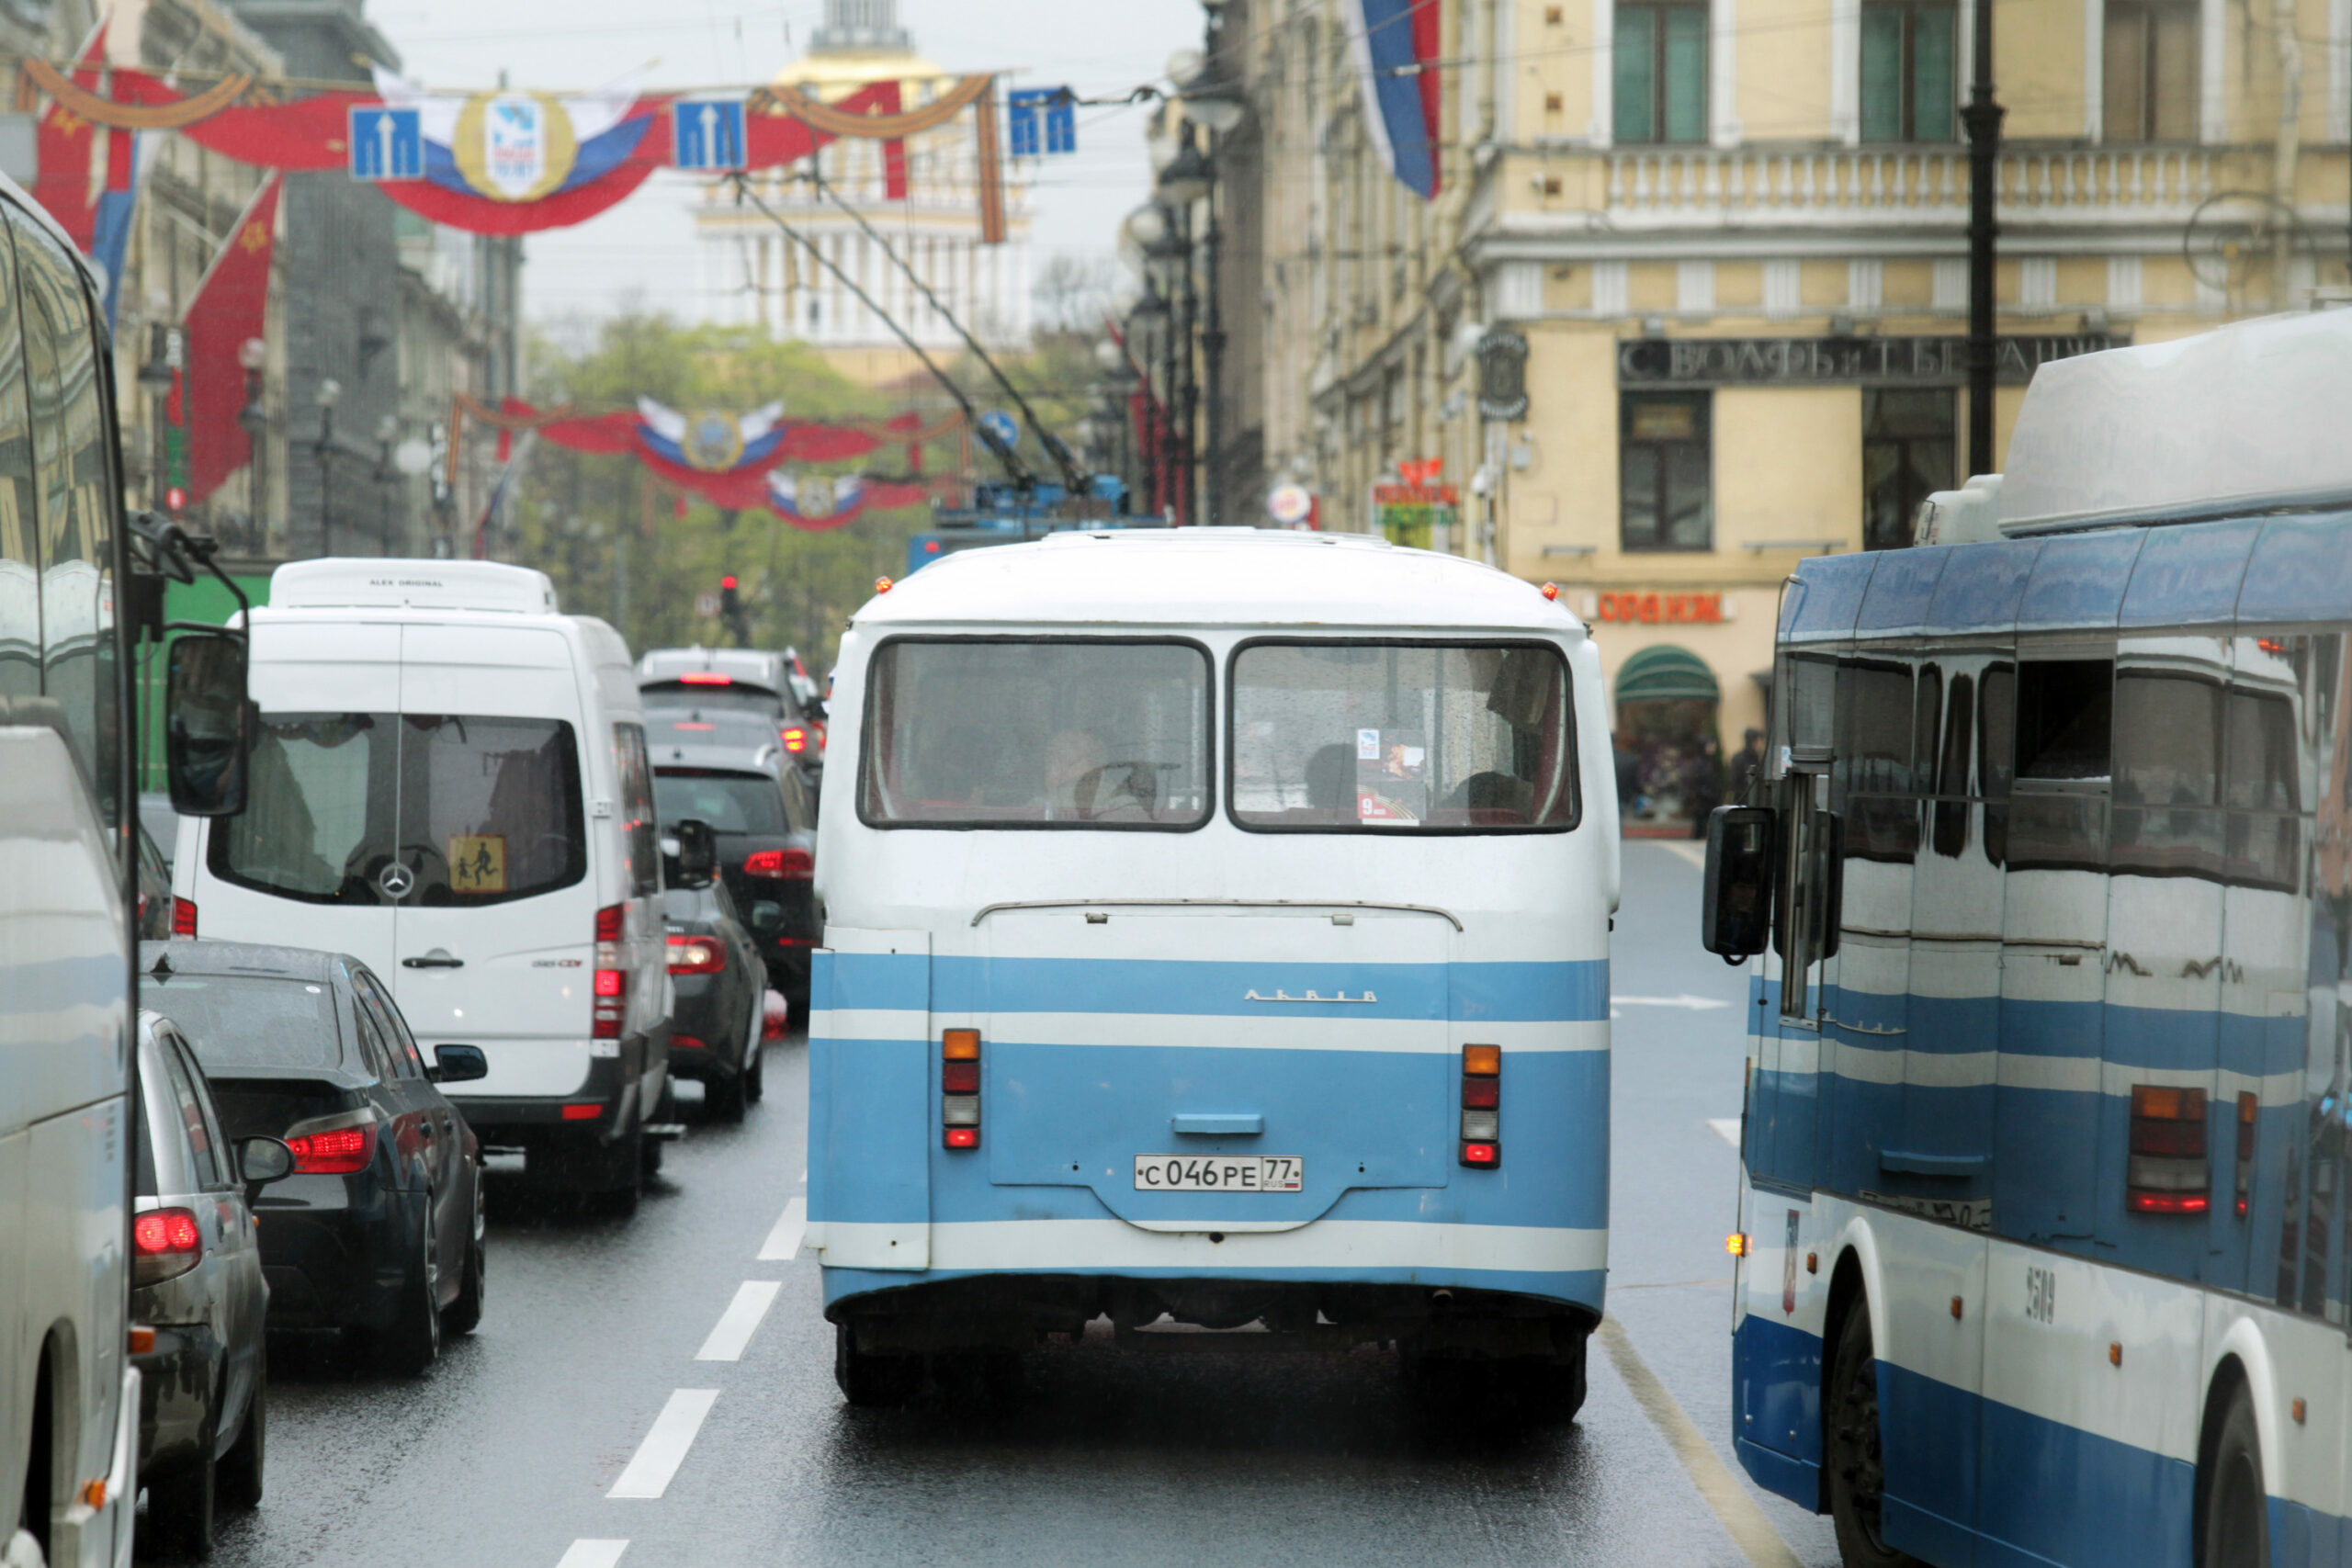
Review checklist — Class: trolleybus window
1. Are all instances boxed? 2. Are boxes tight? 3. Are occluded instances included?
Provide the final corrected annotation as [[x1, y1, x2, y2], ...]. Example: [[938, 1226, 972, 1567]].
[[860, 639, 1211, 829], [1228, 641, 1577, 831]]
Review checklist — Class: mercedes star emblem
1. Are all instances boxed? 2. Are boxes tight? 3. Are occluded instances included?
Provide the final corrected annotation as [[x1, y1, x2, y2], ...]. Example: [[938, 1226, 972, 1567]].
[[378, 863, 415, 899]]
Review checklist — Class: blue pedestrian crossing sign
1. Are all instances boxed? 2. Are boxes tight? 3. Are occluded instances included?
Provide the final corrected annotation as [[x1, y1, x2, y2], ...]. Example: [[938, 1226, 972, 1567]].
[[348, 107, 423, 181], [673, 99, 748, 172], [1006, 89, 1076, 157], [977, 411, 1021, 452]]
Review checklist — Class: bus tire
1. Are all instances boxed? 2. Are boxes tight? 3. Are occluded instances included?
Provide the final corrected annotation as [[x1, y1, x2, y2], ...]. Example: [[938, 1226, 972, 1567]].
[[2198, 1380, 2268, 1568], [1826, 1292, 1922, 1568], [834, 1324, 921, 1407]]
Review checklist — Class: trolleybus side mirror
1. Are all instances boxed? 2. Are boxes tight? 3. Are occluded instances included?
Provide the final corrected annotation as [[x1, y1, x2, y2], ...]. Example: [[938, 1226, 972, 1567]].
[[164, 631, 253, 818], [1702, 805, 1776, 962]]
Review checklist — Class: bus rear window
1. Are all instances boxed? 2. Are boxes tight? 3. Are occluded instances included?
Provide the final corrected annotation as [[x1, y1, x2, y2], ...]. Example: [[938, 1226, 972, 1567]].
[[1230, 642, 1577, 832], [860, 639, 1211, 829]]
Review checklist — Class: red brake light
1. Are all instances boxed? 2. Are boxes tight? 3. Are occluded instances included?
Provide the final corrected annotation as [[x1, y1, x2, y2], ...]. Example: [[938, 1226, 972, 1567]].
[[595, 904, 625, 942], [171, 897, 198, 939], [678, 671, 732, 685], [561, 1102, 602, 1121], [671, 1033, 709, 1050], [666, 934, 726, 975], [594, 968, 626, 997], [287, 1124, 375, 1175], [781, 726, 809, 754], [133, 1209, 201, 1256], [743, 847, 814, 881], [1461, 1142, 1499, 1168], [942, 1061, 979, 1094], [944, 1126, 978, 1149]]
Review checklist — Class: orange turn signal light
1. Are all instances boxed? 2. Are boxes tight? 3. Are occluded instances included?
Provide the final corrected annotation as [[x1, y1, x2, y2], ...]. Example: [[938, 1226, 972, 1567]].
[[943, 1029, 980, 1060], [80, 1480, 106, 1509], [874, 576, 894, 593], [1541, 582, 1560, 601], [1462, 1044, 1501, 1077], [127, 1325, 155, 1355], [1726, 1233, 1750, 1257]]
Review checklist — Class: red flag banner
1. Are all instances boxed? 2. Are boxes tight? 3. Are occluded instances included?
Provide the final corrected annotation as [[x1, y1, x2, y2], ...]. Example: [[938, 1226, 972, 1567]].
[[182, 174, 280, 504]]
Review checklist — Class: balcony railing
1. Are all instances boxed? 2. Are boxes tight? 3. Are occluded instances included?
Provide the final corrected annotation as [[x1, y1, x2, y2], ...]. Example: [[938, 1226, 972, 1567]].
[[1604, 144, 2222, 223]]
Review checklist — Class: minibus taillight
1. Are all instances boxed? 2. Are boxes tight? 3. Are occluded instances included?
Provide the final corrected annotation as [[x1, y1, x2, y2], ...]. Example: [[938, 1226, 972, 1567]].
[[744, 848, 814, 881], [943, 1029, 980, 1149], [594, 903, 627, 1039], [2127, 1085, 2209, 1214], [1461, 1044, 1500, 1168], [133, 1207, 203, 1285], [171, 897, 198, 939], [2236, 1091, 2257, 1217]]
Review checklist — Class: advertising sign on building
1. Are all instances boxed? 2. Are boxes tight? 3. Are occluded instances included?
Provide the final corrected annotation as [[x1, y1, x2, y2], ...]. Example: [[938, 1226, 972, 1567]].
[[1373, 459, 1456, 549]]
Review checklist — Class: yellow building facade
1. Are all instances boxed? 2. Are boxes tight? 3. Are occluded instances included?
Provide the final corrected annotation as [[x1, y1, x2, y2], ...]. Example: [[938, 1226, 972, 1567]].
[[1234, 0, 2348, 825]]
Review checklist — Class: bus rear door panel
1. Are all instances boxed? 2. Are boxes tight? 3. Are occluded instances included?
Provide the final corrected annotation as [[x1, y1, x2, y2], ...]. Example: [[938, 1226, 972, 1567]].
[[808, 929, 935, 1281]]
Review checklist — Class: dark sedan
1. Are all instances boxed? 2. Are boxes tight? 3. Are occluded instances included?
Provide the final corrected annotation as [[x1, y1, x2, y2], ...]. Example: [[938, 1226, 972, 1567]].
[[659, 874, 767, 1121], [646, 707, 820, 1014], [140, 941, 489, 1375]]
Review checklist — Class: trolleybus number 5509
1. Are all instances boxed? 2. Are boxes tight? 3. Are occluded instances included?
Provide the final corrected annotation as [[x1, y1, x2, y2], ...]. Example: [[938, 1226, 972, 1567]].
[[1135, 1156, 1305, 1191]]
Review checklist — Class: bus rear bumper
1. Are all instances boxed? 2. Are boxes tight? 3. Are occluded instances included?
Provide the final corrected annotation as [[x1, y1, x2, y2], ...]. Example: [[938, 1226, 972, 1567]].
[[1733, 1432, 1819, 1512]]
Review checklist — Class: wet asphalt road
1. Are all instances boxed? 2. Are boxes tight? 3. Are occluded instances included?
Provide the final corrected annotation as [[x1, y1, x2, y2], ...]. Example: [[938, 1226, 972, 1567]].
[[194, 843, 1843, 1568]]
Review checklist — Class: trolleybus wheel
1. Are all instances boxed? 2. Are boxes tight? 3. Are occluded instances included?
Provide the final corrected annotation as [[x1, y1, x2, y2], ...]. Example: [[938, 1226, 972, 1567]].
[[2198, 1382, 2268, 1568], [1826, 1294, 1922, 1567], [834, 1323, 922, 1407]]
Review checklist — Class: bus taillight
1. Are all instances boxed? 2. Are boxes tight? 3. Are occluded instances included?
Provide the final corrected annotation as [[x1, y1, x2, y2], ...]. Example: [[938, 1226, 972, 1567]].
[[2127, 1085, 2210, 1214], [943, 1029, 980, 1149], [2235, 1091, 2256, 1217], [1461, 1044, 1500, 1168]]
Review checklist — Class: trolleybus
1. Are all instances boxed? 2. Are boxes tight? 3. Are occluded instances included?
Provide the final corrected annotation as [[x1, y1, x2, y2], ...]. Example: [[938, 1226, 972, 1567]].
[[807, 527, 1617, 1407], [1706, 308, 2352, 1566]]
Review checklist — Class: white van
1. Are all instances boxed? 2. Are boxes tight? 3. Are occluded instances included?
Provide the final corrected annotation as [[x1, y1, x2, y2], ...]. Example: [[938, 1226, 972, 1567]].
[[172, 559, 672, 1203]]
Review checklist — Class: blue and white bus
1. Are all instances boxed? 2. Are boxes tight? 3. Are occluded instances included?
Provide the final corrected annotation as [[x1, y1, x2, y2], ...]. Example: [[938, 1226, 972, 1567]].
[[1708, 310, 2352, 1567], [806, 527, 1616, 1407]]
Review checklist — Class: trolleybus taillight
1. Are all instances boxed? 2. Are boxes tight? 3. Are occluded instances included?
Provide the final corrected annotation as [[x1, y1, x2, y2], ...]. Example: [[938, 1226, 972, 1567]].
[[2236, 1090, 2256, 1217], [1461, 1043, 1500, 1168], [2127, 1084, 2209, 1213], [943, 1029, 980, 1149]]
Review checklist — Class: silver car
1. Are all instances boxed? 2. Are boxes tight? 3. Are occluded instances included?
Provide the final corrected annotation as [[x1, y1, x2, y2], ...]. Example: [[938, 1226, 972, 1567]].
[[130, 1010, 293, 1558]]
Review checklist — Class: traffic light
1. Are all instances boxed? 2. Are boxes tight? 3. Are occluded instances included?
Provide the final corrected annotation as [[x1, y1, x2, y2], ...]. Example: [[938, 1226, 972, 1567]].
[[719, 574, 740, 618]]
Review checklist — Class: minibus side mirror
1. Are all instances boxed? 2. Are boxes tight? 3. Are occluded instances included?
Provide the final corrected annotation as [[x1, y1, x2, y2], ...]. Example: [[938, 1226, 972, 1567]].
[[1702, 805, 1776, 962], [672, 818, 718, 888], [164, 632, 252, 818]]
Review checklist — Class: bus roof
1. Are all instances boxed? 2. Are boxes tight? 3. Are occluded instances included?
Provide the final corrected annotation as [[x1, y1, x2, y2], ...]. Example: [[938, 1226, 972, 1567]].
[[852, 528, 1586, 635], [2000, 309, 2352, 536]]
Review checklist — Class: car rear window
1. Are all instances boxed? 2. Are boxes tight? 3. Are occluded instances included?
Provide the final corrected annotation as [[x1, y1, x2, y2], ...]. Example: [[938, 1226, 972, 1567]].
[[209, 712, 586, 906], [642, 681, 790, 720], [143, 974, 345, 1071], [654, 769, 789, 836]]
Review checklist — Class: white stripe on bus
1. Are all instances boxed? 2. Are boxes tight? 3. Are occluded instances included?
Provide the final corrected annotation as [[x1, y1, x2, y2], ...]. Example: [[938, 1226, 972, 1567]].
[[817, 1009, 1607, 1054], [816, 1217, 1609, 1276]]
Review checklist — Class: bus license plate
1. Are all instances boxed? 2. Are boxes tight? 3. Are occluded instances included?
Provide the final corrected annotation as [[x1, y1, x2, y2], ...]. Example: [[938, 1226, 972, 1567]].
[[1134, 1155, 1304, 1192]]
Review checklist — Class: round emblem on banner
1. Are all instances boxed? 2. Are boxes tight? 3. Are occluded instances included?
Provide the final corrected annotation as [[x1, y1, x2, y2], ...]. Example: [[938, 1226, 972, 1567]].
[[796, 475, 836, 518], [682, 411, 746, 472], [453, 92, 579, 203], [1266, 482, 1313, 526]]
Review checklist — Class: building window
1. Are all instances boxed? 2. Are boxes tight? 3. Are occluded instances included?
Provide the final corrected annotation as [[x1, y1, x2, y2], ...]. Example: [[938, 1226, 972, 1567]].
[[1860, 0, 1957, 141], [1621, 392, 1712, 551], [1614, 0, 1709, 144], [1862, 389, 1955, 550], [2104, 0, 2199, 141]]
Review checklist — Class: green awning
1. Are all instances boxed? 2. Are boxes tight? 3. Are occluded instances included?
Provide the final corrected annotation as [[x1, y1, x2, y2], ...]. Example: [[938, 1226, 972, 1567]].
[[1614, 644, 1721, 704]]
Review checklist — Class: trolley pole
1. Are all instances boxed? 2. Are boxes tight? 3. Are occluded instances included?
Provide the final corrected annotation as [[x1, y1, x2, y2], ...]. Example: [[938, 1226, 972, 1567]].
[[1963, 0, 2004, 478]]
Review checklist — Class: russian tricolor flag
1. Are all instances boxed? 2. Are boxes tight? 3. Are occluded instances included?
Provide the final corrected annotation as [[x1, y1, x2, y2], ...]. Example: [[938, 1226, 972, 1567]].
[[1351, 0, 1443, 199]]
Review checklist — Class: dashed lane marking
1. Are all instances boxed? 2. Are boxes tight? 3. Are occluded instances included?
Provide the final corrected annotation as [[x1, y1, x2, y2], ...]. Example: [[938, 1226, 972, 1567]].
[[1708, 1117, 1741, 1147], [606, 1390, 719, 1500], [555, 1541, 628, 1568], [1598, 1317, 1804, 1568], [695, 1280, 783, 1362], [758, 1196, 806, 1261]]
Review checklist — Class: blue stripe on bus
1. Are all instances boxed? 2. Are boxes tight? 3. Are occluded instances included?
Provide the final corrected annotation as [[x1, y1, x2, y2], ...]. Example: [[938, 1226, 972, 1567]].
[[820, 953, 1610, 1021], [822, 1263, 1610, 1316], [808, 1040, 1611, 1233]]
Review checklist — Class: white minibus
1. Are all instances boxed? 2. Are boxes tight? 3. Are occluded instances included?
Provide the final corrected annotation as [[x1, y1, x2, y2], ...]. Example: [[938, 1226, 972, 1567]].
[[174, 560, 672, 1204]]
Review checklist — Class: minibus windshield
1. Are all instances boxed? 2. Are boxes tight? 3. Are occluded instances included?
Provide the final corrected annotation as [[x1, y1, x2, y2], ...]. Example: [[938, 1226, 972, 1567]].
[[861, 639, 1211, 828], [209, 712, 587, 904], [1229, 641, 1577, 831]]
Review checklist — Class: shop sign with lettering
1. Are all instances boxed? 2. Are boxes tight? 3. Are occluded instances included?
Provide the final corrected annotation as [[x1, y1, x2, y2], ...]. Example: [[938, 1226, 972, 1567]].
[[1617, 334, 2120, 389], [1372, 481, 1459, 550], [1594, 591, 1725, 625]]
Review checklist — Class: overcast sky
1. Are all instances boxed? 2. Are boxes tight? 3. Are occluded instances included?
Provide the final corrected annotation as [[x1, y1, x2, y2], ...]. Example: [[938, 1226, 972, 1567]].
[[380, 0, 1201, 327]]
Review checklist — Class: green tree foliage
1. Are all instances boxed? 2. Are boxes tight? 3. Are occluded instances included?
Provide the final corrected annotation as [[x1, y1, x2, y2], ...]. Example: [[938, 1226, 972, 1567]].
[[508, 314, 948, 672]]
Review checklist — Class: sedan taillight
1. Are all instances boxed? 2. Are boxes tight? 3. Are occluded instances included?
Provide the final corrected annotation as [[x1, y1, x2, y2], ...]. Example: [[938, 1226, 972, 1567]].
[[284, 1120, 377, 1175], [667, 934, 726, 975], [743, 847, 814, 881], [133, 1207, 202, 1285]]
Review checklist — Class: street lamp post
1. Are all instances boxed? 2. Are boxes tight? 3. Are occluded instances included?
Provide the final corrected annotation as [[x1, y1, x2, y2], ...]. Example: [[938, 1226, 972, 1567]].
[[374, 414, 399, 553], [1962, 0, 2003, 479], [313, 378, 342, 558], [1171, 5, 1247, 527], [237, 337, 268, 552]]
